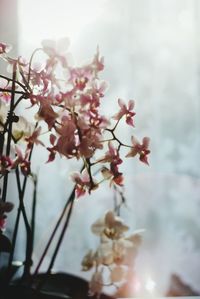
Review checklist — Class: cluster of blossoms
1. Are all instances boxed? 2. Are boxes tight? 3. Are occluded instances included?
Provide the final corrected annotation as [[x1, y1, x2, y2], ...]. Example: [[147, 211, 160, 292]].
[[0, 39, 150, 293], [0, 39, 150, 199], [82, 211, 143, 296]]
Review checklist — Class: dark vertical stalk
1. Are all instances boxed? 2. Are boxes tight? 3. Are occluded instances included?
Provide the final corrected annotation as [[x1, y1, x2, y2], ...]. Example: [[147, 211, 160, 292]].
[[33, 190, 73, 277], [1, 63, 17, 203], [37, 188, 76, 291]]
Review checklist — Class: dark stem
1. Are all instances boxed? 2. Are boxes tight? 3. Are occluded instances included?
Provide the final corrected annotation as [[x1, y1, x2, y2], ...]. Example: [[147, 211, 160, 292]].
[[0, 74, 27, 91], [33, 164, 84, 278], [1, 63, 17, 203], [15, 167, 32, 280], [0, 87, 25, 95], [30, 175, 38, 267], [36, 188, 76, 290], [33, 185, 76, 278], [47, 191, 75, 273], [7, 207, 21, 272], [7, 121, 36, 272]]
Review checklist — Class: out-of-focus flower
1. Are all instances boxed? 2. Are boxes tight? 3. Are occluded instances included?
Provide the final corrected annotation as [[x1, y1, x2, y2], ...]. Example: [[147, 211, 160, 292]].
[[82, 211, 143, 295], [82, 250, 95, 271], [12, 116, 34, 142], [110, 265, 125, 283], [126, 136, 150, 165], [0, 78, 11, 103], [113, 99, 135, 126], [0, 42, 12, 55], [91, 210, 129, 240], [42, 37, 70, 68]]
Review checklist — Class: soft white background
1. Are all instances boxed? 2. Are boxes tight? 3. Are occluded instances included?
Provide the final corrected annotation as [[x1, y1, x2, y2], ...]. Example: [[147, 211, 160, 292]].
[[1, 0, 200, 296]]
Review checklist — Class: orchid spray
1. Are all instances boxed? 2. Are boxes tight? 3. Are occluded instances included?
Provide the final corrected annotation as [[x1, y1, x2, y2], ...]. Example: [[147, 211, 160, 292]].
[[0, 38, 150, 296]]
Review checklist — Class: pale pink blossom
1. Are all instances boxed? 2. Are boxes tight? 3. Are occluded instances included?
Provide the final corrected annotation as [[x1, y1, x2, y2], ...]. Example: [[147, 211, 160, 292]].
[[0, 42, 12, 55], [70, 170, 91, 197], [42, 37, 70, 68], [25, 126, 44, 149], [126, 136, 150, 165], [37, 100, 59, 129], [113, 99, 135, 126]]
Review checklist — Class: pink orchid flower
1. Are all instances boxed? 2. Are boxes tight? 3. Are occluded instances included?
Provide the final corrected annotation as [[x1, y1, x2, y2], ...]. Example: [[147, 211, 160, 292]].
[[42, 37, 70, 68], [37, 100, 59, 129], [126, 136, 150, 165], [100, 143, 124, 186], [0, 156, 13, 176], [71, 170, 91, 198], [13, 146, 31, 176], [25, 126, 44, 150], [113, 99, 136, 126]]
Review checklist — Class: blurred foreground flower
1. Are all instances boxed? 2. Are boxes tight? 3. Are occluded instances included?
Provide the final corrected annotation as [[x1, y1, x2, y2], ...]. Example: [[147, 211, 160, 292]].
[[82, 210, 143, 296]]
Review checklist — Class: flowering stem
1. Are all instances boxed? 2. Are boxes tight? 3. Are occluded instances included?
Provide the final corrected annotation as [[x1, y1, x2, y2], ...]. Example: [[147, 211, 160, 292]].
[[27, 48, 43, 84], [0, 74, 27, 91], [0, 88, 25, 95], [1, 63, 17, 203]]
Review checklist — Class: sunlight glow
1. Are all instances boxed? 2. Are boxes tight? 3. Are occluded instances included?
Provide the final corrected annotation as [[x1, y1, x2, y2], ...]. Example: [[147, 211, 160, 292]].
[[18, 0, 106, 50], [145, 277, 156, 293]]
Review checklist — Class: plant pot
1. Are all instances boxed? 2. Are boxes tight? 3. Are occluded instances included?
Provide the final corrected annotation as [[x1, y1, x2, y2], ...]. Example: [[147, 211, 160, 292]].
[[1, 272, 114, 299]]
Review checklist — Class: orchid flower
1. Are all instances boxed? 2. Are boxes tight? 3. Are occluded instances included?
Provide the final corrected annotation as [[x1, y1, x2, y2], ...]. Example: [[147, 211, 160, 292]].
[[113, 99, 136, 126], [126, 136, 150, 165]]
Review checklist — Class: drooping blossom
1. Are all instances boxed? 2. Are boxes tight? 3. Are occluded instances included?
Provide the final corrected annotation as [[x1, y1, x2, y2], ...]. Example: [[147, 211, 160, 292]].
[[42, 37, 70, 68], [100, 142, 124, 186], [37, 100, 59, 129], [71, 170, 97, 197], [113, 99, 135, 126], [126, 136, 150, 165]]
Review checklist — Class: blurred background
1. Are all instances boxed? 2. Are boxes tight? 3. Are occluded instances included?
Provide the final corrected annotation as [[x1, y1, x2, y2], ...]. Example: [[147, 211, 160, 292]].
[[1, 0, 200, 296]]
